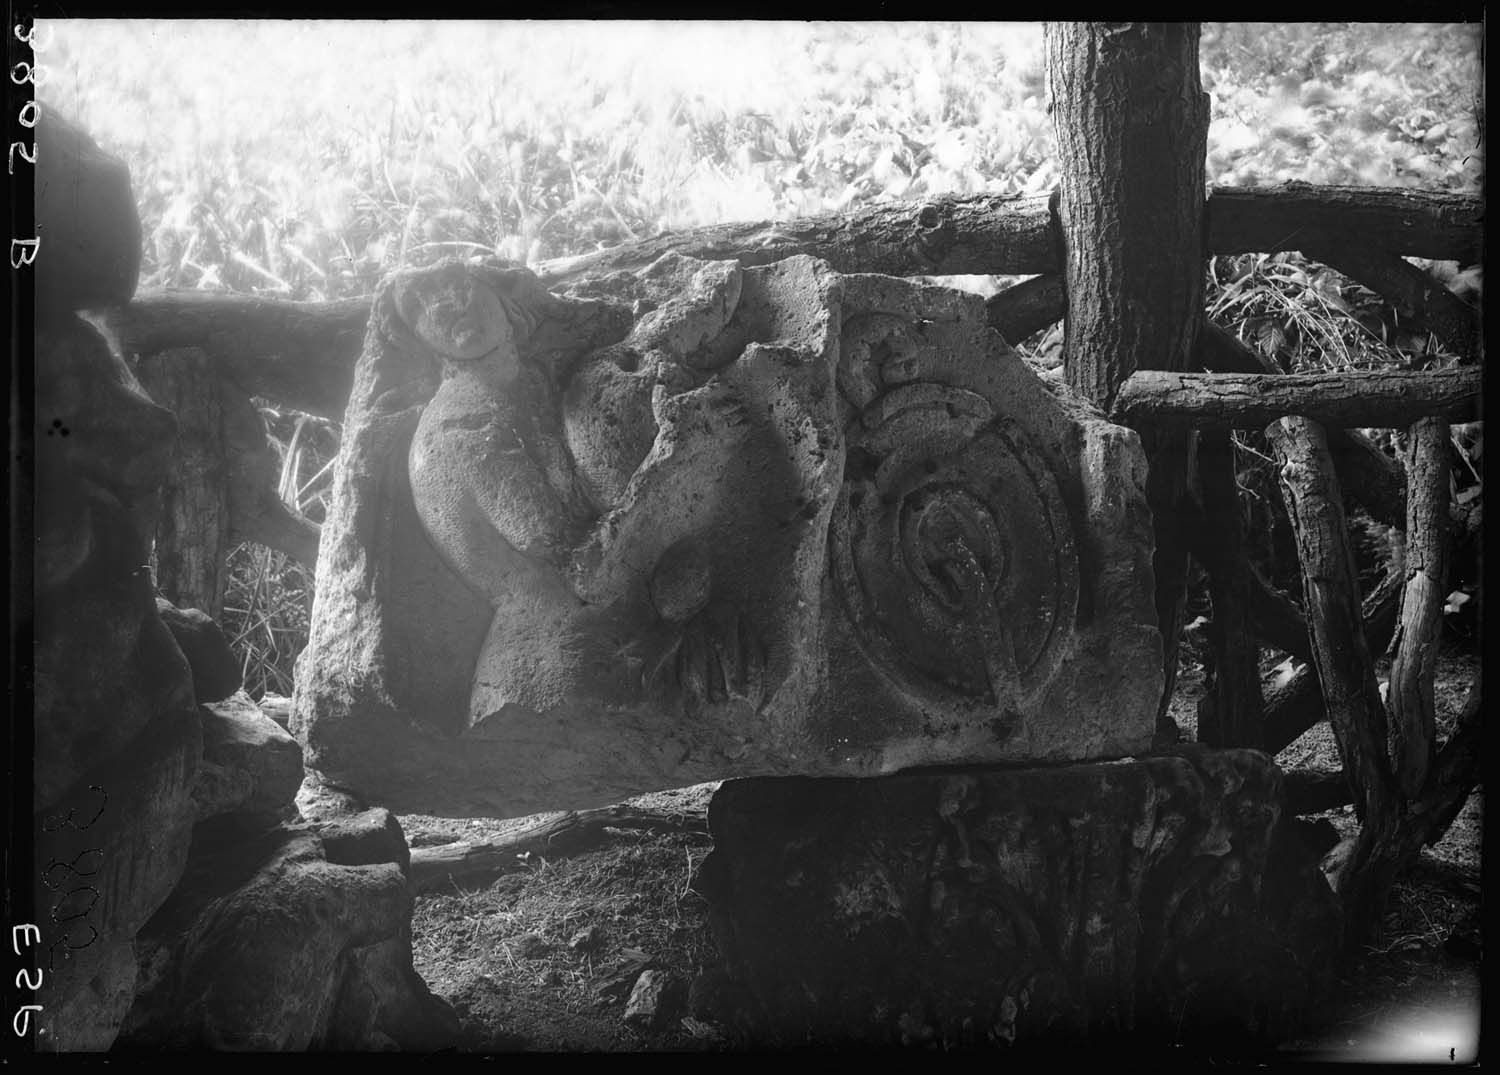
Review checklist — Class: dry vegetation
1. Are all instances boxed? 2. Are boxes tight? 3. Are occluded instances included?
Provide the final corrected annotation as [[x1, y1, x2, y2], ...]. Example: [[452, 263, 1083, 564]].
[[38, 20, 1483, 1054]]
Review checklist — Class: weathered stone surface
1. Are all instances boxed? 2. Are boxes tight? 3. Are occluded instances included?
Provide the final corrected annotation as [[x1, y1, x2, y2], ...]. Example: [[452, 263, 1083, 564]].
[[119, 821, 456, 1051], [192, 691, 303, 821], [31, 309, 202, 1038], [693, 749, 1341, 1049], [35, 106, 142, 314], [295, 255, 1159, 816], [156, 600, 242, 703], [35, 940, 138, 1053], [34, 316, 184, 806]]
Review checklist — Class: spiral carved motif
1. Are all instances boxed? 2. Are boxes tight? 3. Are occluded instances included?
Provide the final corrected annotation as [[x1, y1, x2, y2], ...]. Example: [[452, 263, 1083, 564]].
[[831, 383, 1079, 705]]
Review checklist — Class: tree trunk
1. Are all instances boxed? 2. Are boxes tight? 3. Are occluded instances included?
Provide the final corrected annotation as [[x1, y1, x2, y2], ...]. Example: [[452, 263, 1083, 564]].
[[1112, 368, 1481, 430], [1193, 428, 1264, 747], [1386, 418, 1451, 799], [136, 347, 232, 619], [1046, 22, 1210, 730]]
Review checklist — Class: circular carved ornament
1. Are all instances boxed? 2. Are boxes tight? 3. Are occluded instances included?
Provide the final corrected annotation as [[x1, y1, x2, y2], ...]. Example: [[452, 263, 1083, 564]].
[[831, 382, 1079, 706]]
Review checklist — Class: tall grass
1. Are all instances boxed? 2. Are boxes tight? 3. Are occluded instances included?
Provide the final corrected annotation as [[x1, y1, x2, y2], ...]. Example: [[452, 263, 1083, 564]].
[[37, 20, 1484, 692]]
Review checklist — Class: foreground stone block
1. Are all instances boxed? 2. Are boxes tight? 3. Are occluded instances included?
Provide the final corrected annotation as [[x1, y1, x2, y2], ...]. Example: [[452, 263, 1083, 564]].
[[192, 691, 303, 822], [693, 749, 1341, 1049], [119, 816, 457, 1051], [295, 255, 1159, 816]]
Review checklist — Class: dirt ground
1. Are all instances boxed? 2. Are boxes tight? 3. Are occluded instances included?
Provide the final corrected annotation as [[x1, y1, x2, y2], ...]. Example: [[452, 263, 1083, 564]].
[[402, 651, 1482, 1056]]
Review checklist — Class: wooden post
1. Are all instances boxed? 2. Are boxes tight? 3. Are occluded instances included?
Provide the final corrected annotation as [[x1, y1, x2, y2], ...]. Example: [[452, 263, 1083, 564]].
[[137, 347, 232, 619], [1193, 429, 1263, 747], [1045, 22, 1211, 728], [1387, 418, 1451, 799], [1268, 416, 1393, 822]]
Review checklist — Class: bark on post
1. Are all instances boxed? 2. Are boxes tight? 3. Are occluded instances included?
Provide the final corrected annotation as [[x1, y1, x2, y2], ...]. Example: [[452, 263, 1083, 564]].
[[1045, 22, 1211, 726], [1387, 418, 1451, 799], [1112, 368, 1481, 430], [1269, 416, 1393, 821]]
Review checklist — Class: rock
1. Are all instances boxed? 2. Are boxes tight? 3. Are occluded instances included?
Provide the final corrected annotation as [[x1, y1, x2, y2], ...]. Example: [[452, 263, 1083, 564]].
[[594, 950, 653, 1002], [694, 748, 1342, 1048], [311, 807, 411, 874], [34, 106, 142, 315], [294, 775, 368, 822], [34, 316, 183, 806], [623, 969, 683, 1032], [119, 823, 454, 1050], [36, 940, 138, 1053], [569, 924, 604, 953], [156, 601, 241, 704], [192, 691, 303, 822], [296, 256, 1159, 817]]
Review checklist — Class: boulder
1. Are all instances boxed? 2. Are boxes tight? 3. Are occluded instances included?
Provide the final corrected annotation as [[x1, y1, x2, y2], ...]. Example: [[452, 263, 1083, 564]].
[[156, 601, 241, 704], [119, 818, 456, 1051], [34, 316, 183, 806], [191, 691, 303, 822], [693, 748, 1342, 1049], [34, 105, 142, 315], [295, 256, 1159, 817]]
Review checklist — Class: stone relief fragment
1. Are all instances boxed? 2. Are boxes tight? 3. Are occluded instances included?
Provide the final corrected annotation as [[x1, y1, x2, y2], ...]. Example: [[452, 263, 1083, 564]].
[[294, 255, 1161, 816]]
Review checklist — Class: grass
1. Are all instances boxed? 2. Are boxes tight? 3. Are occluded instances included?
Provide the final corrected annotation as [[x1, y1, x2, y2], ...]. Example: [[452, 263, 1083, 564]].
[[36, 19, 1484, 701]]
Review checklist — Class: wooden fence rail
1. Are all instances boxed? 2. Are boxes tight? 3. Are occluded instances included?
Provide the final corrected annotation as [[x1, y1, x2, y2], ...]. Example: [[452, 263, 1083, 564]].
[[100, 181, 1481, 421]]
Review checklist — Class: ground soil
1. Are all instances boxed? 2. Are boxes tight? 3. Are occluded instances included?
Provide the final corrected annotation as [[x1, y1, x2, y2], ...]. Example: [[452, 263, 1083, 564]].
[[401, 650, 1482, 1057]]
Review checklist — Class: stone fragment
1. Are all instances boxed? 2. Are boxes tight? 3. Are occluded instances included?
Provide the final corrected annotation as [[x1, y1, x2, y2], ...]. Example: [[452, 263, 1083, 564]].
[[296, 256, 1160, 817], [693, 748, 1341, 1048], [156, 599, 242, 703], [623, 969, 683, 1032], [569, 924, 605, 952], [312, 807, 411, 874], [119, 823, 455, 1051], [34, 106, 142, 314], [191, 691, 303, 822]]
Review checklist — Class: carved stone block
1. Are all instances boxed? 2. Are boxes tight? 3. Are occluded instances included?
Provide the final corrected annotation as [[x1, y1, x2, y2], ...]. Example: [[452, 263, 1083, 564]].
[[295, 255, 1161, 816], [693, 749, 1342, 1049]]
